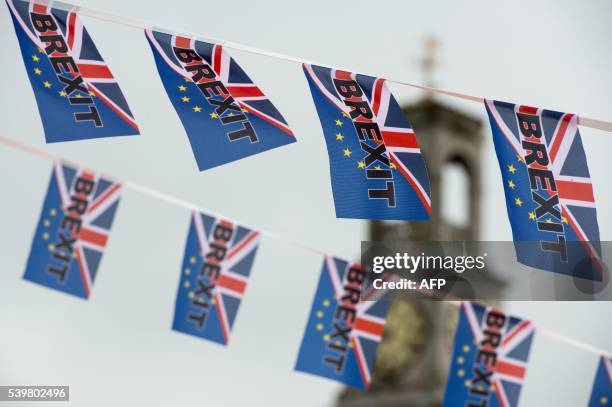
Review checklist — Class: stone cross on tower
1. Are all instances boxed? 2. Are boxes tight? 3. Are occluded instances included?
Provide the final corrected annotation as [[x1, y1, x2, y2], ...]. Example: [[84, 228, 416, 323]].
[[419, 35, 439, 88]]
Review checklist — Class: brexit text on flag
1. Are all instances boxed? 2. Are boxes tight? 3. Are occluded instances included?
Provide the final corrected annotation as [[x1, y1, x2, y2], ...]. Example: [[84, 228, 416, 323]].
[[588, 356, 612, 407], [5, 0, 139, 142], [303, 64, 430, 220], [23, 161, 122, 299], [173, 211, 260, 345], [443, 302, 535, 407], [145, 29, 296, 171], [295, 256, 392, 390], [485, 100, 602, 280]]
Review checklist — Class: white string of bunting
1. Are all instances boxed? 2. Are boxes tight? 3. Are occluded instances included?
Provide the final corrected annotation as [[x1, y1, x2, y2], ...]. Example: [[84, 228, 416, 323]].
[[1, 133, 611, 361], [34, 0, 612, 134]]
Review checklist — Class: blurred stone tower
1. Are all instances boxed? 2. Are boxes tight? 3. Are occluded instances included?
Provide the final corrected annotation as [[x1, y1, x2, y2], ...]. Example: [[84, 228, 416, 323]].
[[336, 37, 502, 407]]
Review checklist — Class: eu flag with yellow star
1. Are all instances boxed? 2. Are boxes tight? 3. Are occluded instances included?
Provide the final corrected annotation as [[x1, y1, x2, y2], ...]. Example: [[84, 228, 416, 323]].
[[303, 64, 430, 220], [443, 302, 535, 407], [588, 356, 612, 407], [145, 29, 296, 171], [295, 256, 392, 390], [6, 0, 139, 142], [485, 99, 602, 280], [172, 211, 260, 345], [23, 161, 122, 299]]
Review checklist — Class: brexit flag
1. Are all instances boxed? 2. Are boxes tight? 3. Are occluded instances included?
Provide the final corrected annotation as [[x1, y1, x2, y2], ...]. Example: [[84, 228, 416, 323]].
[[485, 100, 602, 280], [303, 64, 430, 220], [24, 161, 122, 299], [295, 256, 392, 390], [588, 356, 612, 407], [173, 211, 260, 345], [6, 0, 139, 142], [145, 29, 296, 171], [443, 302, 535, 407]]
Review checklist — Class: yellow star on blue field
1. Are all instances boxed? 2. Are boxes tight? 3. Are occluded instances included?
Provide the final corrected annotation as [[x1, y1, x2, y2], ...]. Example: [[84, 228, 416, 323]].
[[33, 68, 42, 75], [210, 112, 219, 119], [193, 106, 202, 113], [562, 216, 568, 224], [43, 81, 52, 88], [508, 180, 516, 189], [516, 154, 524, 163], [374, 165, 382, 170], [241, 108, 249, 113], [32, 55, 40, 62], [178, 85, 187, 91], [181, 96, 190, 103], [335, 119, 343, 127], [508, 164, 517, 174], [528, 211, 536, 220], [342, 112, 349, 118], [336, 133, 344, 141], [515, 197, 523, 206], [545, 218, 553, 223], [343, 148, 352, 157], [357, 161, 365, 169], [390, 162, 397, 169]]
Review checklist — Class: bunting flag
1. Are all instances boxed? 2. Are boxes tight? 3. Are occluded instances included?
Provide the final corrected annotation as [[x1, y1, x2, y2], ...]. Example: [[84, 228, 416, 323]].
[[589, 356, 612, 407], [5, 0, 139, 142], [303, 64, 430, 220], [23, 161, 122, 299], [443, 302, 535, 407], [172, 211, 260, 345], [295, 256, 392, 390], [144, 29, 296, 171], [485, 100, 602, 280]]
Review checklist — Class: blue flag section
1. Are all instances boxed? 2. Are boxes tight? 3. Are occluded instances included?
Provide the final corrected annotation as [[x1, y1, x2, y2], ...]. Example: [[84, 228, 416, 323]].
[[23, 161, 122, 299], [303, 64, 430, 220], [589, 357, 612, 407], [145, 29, 296, 171], [295, 256, 392, 390], [172, 211, 260, 345], [5, 0, 139, 142], [443, 302, 535, 407], [485, 100, 602, 280]]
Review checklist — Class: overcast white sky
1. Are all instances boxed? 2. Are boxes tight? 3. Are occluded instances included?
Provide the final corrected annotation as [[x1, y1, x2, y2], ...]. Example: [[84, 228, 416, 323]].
[[0, 0, 611, 406]]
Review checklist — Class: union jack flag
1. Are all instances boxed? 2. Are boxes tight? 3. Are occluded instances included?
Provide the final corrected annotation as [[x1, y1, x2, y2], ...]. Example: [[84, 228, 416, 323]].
[[23, 161, 122, 299], [588, 356, 612, 407], [303, 64, 430, 220], [6, 0, 139, 142], [295, 256, 392, 390], [172, 211, 260, 345], [485, 100, 602, 280], [443, 302, 535, 407], [145, 29, 295, 171]]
